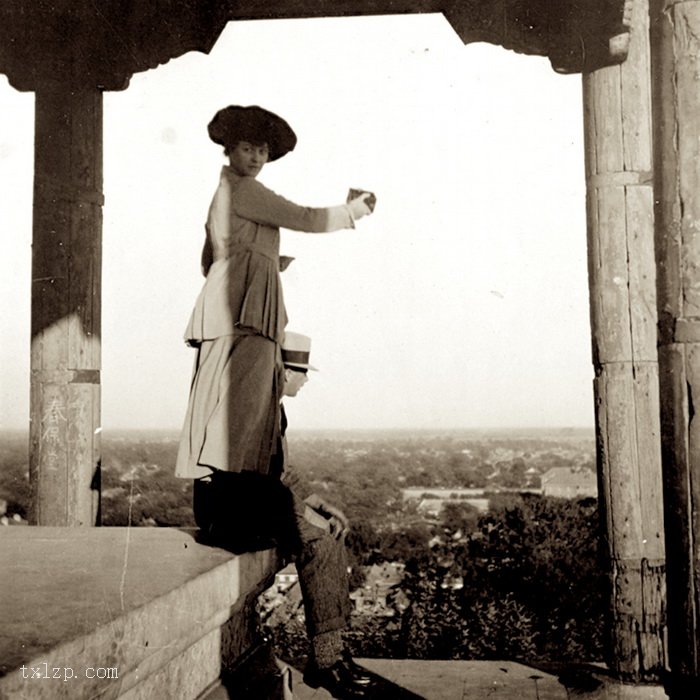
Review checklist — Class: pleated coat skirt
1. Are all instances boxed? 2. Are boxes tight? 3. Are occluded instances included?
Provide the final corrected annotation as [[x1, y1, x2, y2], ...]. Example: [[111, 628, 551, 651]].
[[175, 332, 282, 479]]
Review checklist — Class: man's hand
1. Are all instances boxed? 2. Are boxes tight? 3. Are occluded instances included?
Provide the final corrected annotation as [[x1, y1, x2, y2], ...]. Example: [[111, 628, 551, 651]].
[[305, 494, 350, 541], [302, 505, 332, 533]]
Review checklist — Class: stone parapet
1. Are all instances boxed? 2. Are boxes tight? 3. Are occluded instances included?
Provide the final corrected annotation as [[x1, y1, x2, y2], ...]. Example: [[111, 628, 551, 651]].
[[0, 527, 280, 699]]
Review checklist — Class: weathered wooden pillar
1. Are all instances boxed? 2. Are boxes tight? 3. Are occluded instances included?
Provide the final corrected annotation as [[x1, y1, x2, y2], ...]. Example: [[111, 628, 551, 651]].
[[582, 0, 667, 681], [650, 1, 700, 695], [29, 86, 103, 526]]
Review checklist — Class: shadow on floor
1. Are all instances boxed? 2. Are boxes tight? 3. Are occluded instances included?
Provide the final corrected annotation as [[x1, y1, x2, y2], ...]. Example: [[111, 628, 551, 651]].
[[528, 659, 670, 698]]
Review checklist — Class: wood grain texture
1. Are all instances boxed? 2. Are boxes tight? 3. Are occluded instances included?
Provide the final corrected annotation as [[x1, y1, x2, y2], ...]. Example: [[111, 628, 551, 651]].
[[651, 0, 700, 689], [29, 88, 102, 526], [584, 0, 666, 680]]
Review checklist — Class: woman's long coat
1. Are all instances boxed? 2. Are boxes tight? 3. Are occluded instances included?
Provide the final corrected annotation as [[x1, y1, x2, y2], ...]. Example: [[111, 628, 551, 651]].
[[176, 167, 355, 478]]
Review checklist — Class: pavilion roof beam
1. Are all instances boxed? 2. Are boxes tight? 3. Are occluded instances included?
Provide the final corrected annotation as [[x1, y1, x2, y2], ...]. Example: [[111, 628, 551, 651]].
[[0, 1, 633, 92]]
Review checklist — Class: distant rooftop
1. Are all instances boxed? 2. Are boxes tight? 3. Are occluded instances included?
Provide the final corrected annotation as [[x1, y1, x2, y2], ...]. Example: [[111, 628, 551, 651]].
[[541, 467, 597, 498]]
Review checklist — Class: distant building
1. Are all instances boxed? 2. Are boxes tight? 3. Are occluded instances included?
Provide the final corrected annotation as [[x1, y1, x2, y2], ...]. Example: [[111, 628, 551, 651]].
[[416, 496, 490, 517], [274, 563, 299, 589], [351, 562, 405, 616], [259, 563, 302, 626], [440, 574, 464, 591], [524, 466, 541, 488], [404, 488, 490, 515], [540, 467, 597, 499], [402, 487, 485, 501]]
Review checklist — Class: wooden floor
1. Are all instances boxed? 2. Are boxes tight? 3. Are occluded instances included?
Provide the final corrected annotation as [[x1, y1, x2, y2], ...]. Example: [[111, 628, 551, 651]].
[[288, 659, 668, 700]]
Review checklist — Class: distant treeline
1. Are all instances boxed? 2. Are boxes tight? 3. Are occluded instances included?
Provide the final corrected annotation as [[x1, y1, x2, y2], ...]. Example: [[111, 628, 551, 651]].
[[0, 429, 594, 527]]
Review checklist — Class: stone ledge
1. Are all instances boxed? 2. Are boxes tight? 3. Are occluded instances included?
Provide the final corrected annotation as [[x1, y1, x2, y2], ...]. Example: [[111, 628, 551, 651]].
[[0, 527, 280, 699]]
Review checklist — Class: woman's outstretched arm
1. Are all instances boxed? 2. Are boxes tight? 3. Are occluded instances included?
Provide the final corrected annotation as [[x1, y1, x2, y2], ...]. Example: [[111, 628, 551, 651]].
[[232, 176, 372, 233]]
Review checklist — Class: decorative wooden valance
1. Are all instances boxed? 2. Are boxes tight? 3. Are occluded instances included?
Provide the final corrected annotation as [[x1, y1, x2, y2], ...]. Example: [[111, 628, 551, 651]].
[[0, 1, 632, 90]]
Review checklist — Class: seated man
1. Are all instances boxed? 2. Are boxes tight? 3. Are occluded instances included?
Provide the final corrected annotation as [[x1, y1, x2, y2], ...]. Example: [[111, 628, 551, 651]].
[[193, 332, 373, 699]]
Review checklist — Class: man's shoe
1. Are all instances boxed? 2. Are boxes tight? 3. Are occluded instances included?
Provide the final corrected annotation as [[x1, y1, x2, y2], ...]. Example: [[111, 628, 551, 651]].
[[303, 657, 373, 698], [340, 653, 373, 684]]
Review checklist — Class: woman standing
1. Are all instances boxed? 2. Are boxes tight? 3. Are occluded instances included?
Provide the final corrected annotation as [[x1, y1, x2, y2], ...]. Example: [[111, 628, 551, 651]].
[[176, 105, 373, 481]]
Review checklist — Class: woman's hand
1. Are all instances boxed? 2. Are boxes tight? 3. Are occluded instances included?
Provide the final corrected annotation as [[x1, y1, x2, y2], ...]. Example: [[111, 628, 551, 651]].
[[347, 192, 373, 221]]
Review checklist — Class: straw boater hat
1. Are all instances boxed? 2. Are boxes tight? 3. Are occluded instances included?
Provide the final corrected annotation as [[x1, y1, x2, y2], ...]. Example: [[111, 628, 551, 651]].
[[282, 332, 317, 371], [207, 105, 297, 161]]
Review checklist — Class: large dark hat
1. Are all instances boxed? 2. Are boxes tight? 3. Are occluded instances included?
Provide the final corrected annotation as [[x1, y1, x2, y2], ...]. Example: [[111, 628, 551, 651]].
[[207, 105, 297, 161]]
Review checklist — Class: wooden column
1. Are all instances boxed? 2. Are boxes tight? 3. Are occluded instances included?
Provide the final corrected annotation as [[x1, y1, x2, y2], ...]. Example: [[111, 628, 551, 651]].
[[29, 86, 103, 526], [582, 0, 667, 681], [650, 0, 700, 694]]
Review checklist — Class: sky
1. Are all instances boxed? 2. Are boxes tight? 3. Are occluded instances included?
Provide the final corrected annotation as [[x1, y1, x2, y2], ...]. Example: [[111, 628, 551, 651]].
[[0, 13, 594, 432]]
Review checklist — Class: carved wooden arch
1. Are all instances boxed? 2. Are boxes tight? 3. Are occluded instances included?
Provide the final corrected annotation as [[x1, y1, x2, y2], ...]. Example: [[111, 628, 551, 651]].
[[0, 1, 633, 92]]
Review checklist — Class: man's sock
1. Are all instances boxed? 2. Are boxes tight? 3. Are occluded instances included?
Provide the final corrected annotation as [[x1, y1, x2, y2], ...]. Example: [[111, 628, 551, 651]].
[[311, 629, 344, 669]]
